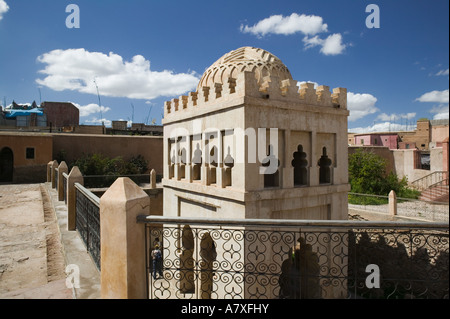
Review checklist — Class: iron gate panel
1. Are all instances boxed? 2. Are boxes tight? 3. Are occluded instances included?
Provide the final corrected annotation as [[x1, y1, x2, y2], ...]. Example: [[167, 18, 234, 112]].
[[75, 186, 101, 270]]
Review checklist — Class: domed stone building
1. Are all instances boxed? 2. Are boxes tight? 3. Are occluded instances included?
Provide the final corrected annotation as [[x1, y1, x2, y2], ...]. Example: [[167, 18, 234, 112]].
[[159, 47, 350, 298], [163, 46, 349, 221]]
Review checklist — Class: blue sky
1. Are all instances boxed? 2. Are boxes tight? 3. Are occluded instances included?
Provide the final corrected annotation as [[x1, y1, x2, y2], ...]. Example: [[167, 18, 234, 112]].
[[0, 0, 448, 132]]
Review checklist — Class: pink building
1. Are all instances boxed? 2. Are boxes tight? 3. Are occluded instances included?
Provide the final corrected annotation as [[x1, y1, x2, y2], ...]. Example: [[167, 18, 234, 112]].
[[354, 133, 399, 150]]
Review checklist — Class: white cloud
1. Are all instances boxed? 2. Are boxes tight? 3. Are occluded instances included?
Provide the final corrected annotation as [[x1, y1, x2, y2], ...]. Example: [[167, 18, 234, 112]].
[[241, 13, 348, 56], [303, 33, 347, 56], [298, 81, 319, 89], [347, 92, 379, 122], [415, 89, 449, 120], [349, 122, 416, 134], [240, 13, 328, 37], [436, 68, 449, 76], [376, 112, 416, 122], [415, 89, 449, 104], [83, 117, 112, 127], [0, 0, 9, 21], [430, 104, 449, 120], [36, 48, 199, 100], [72, 102, 111, 117]]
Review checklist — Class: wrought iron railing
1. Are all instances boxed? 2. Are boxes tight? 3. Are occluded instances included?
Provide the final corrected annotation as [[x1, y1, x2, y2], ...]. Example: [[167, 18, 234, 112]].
[[54, 167, 58, 189], [75, 182, 101, 270], [62, 172, 68, 204], [137, 216, 449, 299]]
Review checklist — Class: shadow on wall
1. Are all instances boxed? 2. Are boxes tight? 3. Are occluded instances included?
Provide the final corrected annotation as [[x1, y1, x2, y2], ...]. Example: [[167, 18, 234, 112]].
[[348, 231, 449, 299]]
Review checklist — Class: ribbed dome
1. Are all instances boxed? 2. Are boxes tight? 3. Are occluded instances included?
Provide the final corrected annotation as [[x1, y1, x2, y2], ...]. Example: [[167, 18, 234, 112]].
[[197, 47, 293, 91]]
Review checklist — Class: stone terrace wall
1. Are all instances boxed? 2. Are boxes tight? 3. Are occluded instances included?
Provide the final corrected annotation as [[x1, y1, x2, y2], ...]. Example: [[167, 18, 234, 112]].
[[52, 134, 163, 175]]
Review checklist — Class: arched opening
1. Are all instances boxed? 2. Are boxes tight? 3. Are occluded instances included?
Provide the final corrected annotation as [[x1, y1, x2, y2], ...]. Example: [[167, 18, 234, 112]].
[[209, 146, 218, 184], [0, 147, 14, 183], [169, 149, 175, 179], [262, 144, 280, 188], [318, 147, 332, 184], [192, 143, 202, 181], [224, 146, 234, 187], [200, 232, 216, 299], [292, 145, 308, 186], [180, 225, 195, 294], [179, 148, 186, 179]]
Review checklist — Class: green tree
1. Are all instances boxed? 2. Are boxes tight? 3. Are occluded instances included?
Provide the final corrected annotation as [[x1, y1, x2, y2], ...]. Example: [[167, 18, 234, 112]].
[[348, 149, 418, 198]]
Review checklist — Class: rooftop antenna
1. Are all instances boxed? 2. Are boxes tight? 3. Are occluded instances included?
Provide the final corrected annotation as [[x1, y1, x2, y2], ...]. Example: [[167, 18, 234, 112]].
[[131, 103, 135, 124], [93, 78, 104, 129], [38, 88, 42, 105], [145, 104, 153, 125]]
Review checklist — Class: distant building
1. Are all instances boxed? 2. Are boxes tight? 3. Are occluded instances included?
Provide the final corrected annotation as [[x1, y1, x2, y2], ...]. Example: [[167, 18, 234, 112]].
[[1, 101, 79, 132], [40, 101, 79, 130], [108, 121, 163, 136], [0, 101, 47, 128], [349, 119, 449, 152], [354, 132, 399, 150]]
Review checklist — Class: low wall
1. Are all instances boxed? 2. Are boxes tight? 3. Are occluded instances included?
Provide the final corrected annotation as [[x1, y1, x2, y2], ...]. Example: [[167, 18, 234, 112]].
[[52, 133, 163, 175]]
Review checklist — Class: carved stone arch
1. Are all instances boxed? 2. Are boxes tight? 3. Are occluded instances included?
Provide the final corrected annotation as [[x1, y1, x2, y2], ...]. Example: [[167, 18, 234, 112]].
[[318, 147, 332, 184], [192, 143, 202, 181], [292, 145, 308, 186], [178, 148, 186, 179], [209, 146, 218, 184], [262, 144, 280, 188]]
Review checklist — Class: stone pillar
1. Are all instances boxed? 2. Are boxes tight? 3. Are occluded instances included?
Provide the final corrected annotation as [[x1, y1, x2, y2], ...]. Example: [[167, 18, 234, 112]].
[[389, 190, 397, 216], [310, 132, 319, 186], [51, 160, 59, 188], [100, 177, 149, 299], [282, 129, 294, 188], [150, 169, 156, 189], [57, 161, 68, 201], [67, 166, 83, 231], [47, 161, 53, 183]]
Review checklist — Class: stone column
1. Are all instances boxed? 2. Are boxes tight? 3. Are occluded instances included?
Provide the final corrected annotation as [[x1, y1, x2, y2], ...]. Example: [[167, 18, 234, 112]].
[[310, 132, 319, 186], [51, 160, 59, 188], [57, 161, 68, 201], [47, 161, 53, 183], [67, 166, 83, 231], [100, 177, 149, 299], [389, 190, 397, 216], [150, 169, 156, 189], [282, 129, 294, 188]]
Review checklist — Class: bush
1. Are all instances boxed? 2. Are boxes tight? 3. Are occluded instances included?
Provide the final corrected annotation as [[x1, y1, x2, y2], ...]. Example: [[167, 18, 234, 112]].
[[71, 153, 148, 176], [348, 149, 418, 198]]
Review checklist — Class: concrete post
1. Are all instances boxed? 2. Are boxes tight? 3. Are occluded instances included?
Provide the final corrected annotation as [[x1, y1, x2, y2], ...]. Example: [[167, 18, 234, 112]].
[[67, 166, 83, 231], [100, 177, 150, 299], [47, 161, 53, 183], [150, 169, 156, 189], [57, 161, 68, 201], [389, 190, 397, 216], [51, 160, 59, 188]]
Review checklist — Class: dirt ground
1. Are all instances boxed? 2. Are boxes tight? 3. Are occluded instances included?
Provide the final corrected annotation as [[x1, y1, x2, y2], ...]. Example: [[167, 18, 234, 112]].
[[0, 183, 71, 298]]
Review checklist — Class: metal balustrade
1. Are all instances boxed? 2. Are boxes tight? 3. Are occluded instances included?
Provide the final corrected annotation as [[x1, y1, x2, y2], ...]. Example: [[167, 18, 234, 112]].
[[62, 172, 68, 204], [138, 216, 449, 299], [75, 182, 101, 270]]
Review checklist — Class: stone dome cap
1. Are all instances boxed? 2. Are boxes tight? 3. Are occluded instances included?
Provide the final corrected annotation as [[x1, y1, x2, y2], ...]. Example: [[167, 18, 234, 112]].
[[197, 47, 293, 91]]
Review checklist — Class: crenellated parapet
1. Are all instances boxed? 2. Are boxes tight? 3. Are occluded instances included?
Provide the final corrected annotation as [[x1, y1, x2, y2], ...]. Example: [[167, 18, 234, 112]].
[[164, 71, 347, 119]]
